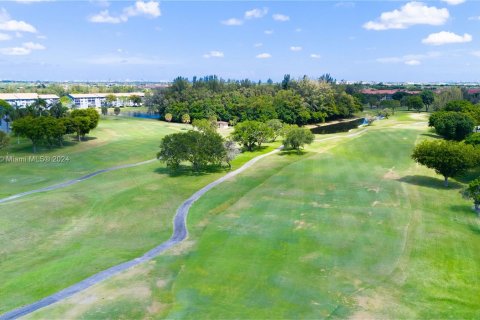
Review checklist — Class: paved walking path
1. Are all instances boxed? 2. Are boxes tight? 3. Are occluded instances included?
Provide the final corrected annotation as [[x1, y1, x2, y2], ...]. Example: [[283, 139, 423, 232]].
[[0, 159, 156, 204], [0, 147, 282, 320]]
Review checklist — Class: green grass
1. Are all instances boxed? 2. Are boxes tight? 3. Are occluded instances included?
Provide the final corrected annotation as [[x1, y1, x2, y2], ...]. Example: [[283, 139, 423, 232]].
[[28, 120, 480, 319], [0, 116, 279, 313], [0, 117, 187, 197]]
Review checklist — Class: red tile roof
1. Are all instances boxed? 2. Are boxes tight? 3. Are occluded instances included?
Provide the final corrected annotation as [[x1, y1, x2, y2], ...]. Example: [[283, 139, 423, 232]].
[[360, 89, 421, 95]]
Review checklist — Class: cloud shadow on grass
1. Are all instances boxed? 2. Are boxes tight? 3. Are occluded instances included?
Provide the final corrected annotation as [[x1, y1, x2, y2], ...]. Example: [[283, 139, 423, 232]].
[[398, 175, 463, 189]]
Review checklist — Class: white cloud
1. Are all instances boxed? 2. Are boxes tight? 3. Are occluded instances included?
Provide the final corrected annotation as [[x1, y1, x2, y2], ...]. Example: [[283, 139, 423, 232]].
[[0, 32, 11, 41], [203, 50, 224, 58], [89, 10, 125, 23], [363, 2, 449, 30], [256, 53, 271, 59], [272, 14, 290, 22], [335, 2, 355, 8], [0, 9, 37, 33], [310, 54, 321, 59], [123, 0, 160, 18], [0, 41, 45, 55], [89, 1, 160, 24], [377, 51, 440, 65], [254, 42, 263, 47], [422, 31, 472, 45], [264, 29, 274, 35], [468, 16, 480, 20], [290, 46, 302, 52], [245, 8, 268, 19], [441, 0, 465, 5], [36, 35, 47, 39], [221, 18, 243, 26], [405, 59, 421, 65], [471, 51, 480, 57]]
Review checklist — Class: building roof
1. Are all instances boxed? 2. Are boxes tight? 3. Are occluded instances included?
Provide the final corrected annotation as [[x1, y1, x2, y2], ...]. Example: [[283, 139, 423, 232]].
[[467, 88, 480, 95], [68, 92, 145, 99], [0, 93, 59, 100]]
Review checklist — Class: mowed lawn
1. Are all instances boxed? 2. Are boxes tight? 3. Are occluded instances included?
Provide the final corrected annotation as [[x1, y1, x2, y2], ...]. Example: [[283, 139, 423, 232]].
[[28, 118, 480, 319], [0, 116, 278, 314], [0, 116, 187, 197]]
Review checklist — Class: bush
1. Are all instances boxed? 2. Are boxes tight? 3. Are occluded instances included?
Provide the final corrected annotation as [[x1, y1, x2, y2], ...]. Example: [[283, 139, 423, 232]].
[[429, 111, 475, 141], [283, 126, 314, 153]]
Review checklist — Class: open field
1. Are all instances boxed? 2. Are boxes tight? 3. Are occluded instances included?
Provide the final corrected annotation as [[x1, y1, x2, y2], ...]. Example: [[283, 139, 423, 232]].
[[23, 112, 480, 319], [0, 117, 277, 314], [0, 117, 187, 197]]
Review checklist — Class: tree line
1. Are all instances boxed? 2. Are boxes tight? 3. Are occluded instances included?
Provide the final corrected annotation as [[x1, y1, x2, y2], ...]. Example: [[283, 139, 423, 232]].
[[145, 75, 362, 126]]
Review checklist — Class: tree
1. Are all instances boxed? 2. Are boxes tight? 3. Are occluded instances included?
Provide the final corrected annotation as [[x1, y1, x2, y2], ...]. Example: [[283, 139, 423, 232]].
[[165, 113, 173, 122], [283, 126, 314, 153], [71, 108, 100, 131], [266, 119, 284, 141], [0, 131, 9, 150], [224, 139, 240, 169], [181, 113, 191, 124], [421, 90, 435, 112], [114, 107, 121, 116], [49, 102, 68, 118], [377, 108, 391, 119], [380, 99, 400, 114], [463, 178, 480, 216], [11, 116, 45, 152], [72, 116, 92, 141], [432, 87, 463, 111], [129, 95, 142, 106], [157, 130, 226, 171], [405, 95, 424, 112], [411, 140, 478, 187], [101, 105, 108, 116], [231, 120, 273, 151], [429, 111, 475, 141], [465, 133, 480, 146], [105, 94, 117, 107], [192, 118, 217, 133]]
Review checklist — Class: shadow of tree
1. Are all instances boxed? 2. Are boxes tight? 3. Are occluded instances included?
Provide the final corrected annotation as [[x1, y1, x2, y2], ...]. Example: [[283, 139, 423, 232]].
[[278, 149, 308, 156], [154, 164, 226, 177], [398, 175, 463, 189], [420, 133, 442, 139]]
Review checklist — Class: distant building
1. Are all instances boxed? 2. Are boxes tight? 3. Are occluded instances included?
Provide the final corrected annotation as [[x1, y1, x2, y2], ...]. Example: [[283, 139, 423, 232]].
[[68, 92, 145, 109], [217, 121, 229, 129], [0, 93, 60, 107]]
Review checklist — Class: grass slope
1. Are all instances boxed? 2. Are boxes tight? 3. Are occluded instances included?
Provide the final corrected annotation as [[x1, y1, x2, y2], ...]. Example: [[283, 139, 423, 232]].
[[0, 117, 186, 197], [28, 116, 480, 319], [0, 116, 277, 313]]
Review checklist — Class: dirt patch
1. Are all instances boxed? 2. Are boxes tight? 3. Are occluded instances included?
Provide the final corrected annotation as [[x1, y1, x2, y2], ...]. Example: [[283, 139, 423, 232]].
[[299, 252, 320, 262], [350, 293, 388, 320], [225, 213, 240, 219], [293, 220, 314, 231], [147, 301, 165, 314], [311, 201, 331, 208], [383, 168, 400, 180], [156, 279, 168, 288], [371, 201, 380, 207], [367, 186, 380, 193]]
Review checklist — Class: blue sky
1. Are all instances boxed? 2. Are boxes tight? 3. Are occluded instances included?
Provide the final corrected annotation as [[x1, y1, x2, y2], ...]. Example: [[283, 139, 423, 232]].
[[0, 0, 479, 82]]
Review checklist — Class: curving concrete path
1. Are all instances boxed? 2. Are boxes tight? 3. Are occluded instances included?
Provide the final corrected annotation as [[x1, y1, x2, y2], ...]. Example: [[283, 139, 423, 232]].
[[0, 159, 157, 205], [0, 147, 282, 320]]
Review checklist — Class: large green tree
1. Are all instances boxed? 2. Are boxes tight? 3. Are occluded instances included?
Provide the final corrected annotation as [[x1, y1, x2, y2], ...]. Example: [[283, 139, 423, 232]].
[[429, 111, 475, 141], [412, 140, 478, 186], [231, 120, 273, 151], [463, 178, 480, 215], [283, 126, 314, 153], [405, 95, 424, 112], [421, 90, 435, 112]]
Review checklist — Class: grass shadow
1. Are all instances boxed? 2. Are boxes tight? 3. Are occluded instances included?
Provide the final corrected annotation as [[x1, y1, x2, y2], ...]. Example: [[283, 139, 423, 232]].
[[456, 167, 480, 184], [153, 164, 226, 177], [420, 133, 442, 139], [398, 175, 463, 189], [278, 149, 308, 156]]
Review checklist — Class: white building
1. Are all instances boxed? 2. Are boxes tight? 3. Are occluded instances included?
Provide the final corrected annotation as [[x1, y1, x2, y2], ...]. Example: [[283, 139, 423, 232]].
[[68, 92, 145, 109], [0, 93, 60, 108]]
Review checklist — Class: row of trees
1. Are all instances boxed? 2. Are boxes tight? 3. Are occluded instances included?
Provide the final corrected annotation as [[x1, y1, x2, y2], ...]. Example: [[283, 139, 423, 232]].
[[145, 75, 362, 126], [11, 109, 99, 152], [158, 118, 314, 170]]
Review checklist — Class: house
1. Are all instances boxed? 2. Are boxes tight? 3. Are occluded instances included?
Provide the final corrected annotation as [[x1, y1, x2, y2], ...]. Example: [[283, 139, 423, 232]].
[[0, 93, 60, 108], [217, 121, 229, 129], [68, 92, 145, 109]]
